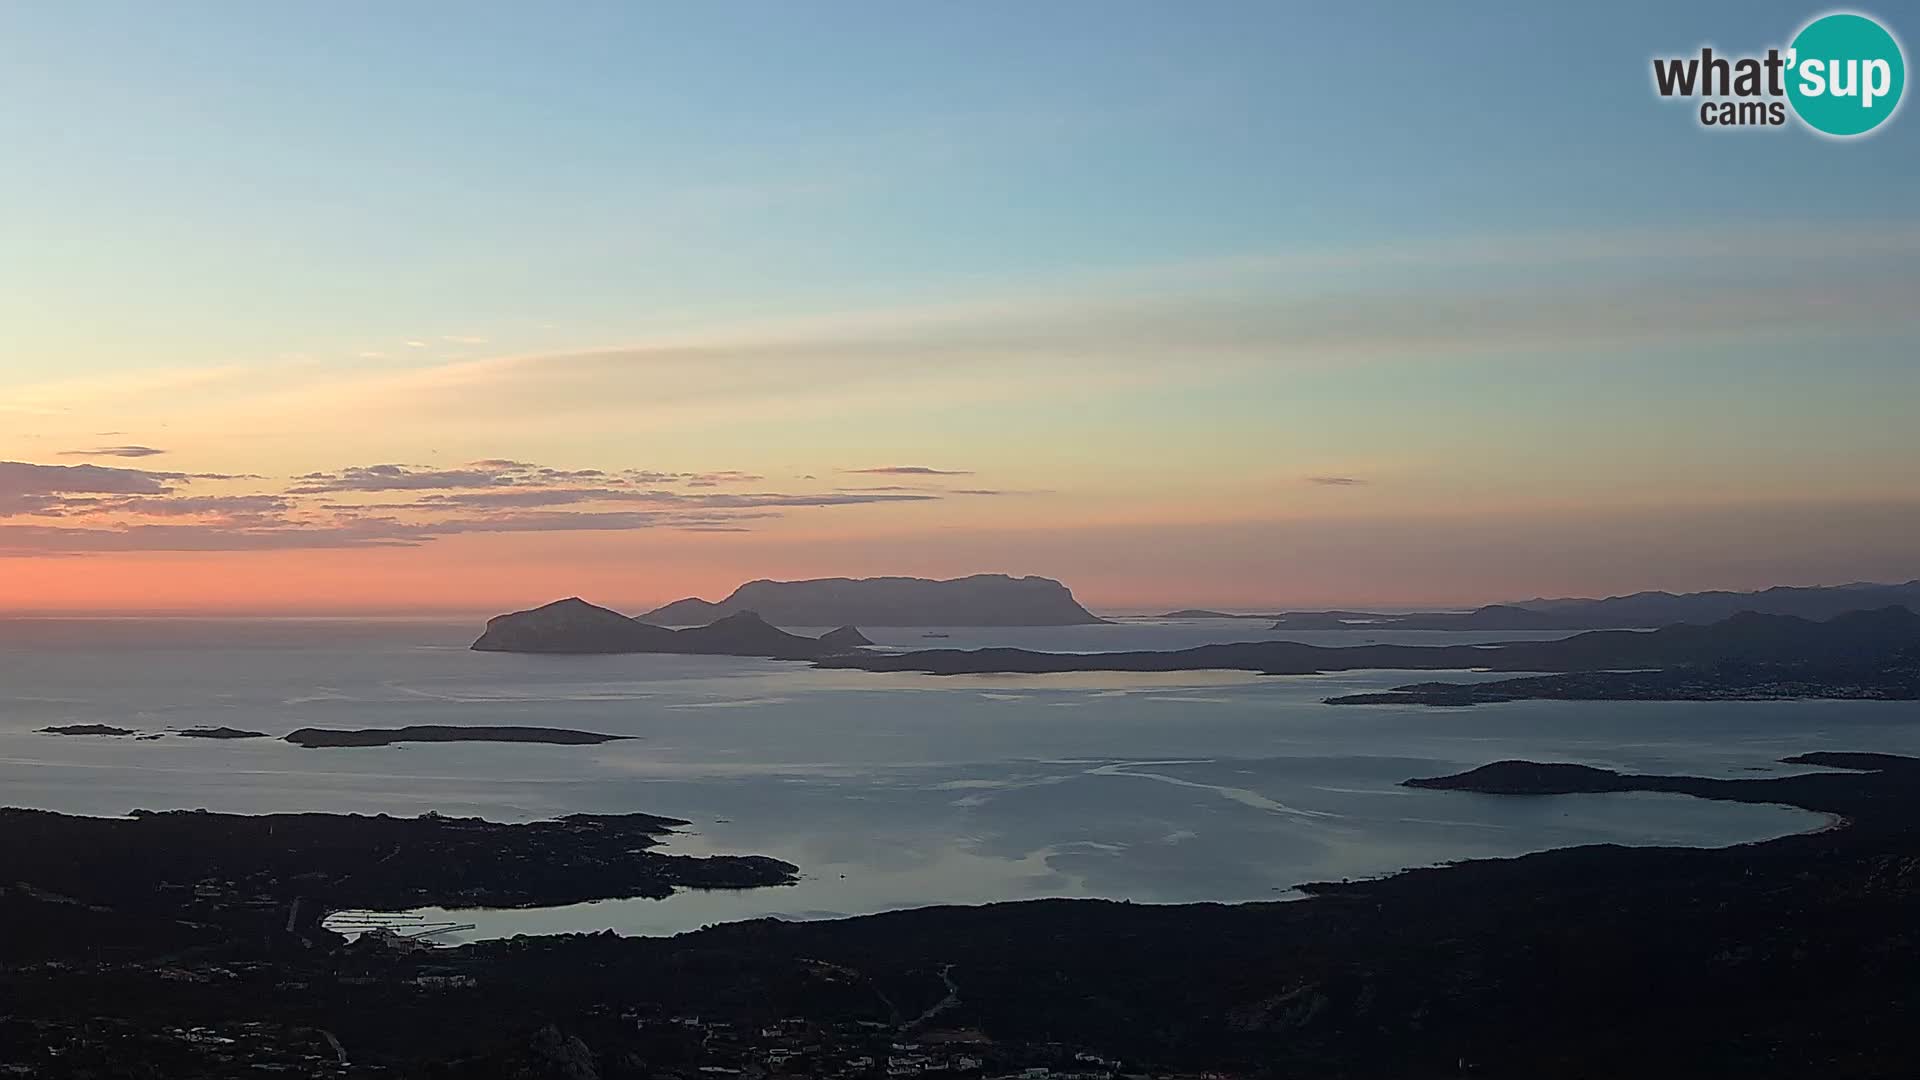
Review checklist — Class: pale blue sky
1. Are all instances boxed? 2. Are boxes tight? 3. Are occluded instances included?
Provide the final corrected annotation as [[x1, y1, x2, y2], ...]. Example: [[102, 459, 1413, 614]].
[[4, 1, 1914, 368]]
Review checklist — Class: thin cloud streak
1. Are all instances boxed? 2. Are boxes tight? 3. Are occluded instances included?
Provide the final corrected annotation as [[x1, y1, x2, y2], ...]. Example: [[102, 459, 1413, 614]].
[[8, 228, 1919, 438], [58, 445, 167, 459], [0, 455, 962, 553]]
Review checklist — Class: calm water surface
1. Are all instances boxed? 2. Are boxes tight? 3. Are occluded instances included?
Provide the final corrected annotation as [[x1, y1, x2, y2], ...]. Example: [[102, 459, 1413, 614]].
[[4, 616, 1914, 939]]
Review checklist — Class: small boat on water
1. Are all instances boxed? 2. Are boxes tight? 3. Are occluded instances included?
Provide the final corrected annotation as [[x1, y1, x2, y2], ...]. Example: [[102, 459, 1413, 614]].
[[921, 632, 951, 638]]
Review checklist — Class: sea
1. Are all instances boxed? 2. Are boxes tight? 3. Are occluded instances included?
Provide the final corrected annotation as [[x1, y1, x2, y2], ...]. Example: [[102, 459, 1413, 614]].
[[5, 615, 1917, 942]]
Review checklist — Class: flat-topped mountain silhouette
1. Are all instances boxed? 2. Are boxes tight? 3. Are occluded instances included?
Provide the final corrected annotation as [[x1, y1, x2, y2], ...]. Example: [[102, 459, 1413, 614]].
[[639, 574, 1106, 627], [470, 598, 868, 659]]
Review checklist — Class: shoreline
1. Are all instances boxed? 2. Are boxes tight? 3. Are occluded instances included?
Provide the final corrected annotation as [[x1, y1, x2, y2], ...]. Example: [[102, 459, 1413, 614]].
[[299, 780, 1837, 945], [7, 751, 1920, 1074]]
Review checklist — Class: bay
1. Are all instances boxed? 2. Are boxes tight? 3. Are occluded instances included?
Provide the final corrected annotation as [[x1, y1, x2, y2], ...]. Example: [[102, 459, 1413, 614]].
[[4, 616, 1908, 940]]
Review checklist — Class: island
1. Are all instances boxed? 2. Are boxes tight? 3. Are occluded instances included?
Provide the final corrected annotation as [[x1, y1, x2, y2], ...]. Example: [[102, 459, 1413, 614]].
[[177, 726, 270, 739], [284, 725, 632, 749], [1397, 750, 1918, 812], [39, 724, 137, 737], [818, 624, 875, 648], [470, 598, 871, 658], [639, 574, 1108, 627]]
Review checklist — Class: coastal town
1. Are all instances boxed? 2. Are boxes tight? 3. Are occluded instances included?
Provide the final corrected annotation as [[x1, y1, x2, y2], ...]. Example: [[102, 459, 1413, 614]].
[[2, 939, 1166, 1080]]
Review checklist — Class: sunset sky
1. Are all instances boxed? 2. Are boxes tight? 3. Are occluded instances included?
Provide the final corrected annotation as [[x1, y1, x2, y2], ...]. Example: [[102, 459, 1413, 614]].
[[4, 2, 1918, 614]]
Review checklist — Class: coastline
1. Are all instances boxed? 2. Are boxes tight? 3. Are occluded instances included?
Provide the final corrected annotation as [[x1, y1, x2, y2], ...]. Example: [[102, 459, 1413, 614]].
[[11, 750, 1919, 1075]]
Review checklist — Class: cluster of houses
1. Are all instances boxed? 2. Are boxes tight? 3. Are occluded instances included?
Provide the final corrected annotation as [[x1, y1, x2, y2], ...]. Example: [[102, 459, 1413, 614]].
[[620, 1012, 1126, 1080], [0, 1017, 348, 1077]]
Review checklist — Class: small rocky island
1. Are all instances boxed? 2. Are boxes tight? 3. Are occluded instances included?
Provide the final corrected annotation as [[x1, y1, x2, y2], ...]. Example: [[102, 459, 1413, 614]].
[[640, 573, 1107, 626], [284, 725, 631, 748]]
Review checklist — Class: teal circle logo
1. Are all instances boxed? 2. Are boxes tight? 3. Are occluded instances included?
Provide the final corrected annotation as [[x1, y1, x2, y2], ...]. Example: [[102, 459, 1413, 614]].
[[1787, 12, 1905, 136]]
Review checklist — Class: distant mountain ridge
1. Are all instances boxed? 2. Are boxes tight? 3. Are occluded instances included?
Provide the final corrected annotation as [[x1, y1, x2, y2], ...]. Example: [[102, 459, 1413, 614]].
[[1263, 580, 1920, 631], [1514, 580, 1920, 624], [640, 574, 1106, 627], [820, 606, 1920, 676]]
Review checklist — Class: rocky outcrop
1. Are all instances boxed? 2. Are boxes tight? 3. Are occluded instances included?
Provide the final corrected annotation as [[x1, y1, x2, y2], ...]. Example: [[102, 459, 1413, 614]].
[[819, 625, 875, 649]]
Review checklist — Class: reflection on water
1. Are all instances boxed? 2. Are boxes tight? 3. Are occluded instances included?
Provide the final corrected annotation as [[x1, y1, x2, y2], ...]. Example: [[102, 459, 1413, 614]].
[[4, 616, 1913, 939], [348, 783, 1823, 943]]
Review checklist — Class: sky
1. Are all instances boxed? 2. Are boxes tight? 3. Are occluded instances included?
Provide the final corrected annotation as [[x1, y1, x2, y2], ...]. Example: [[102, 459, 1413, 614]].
[[2, 1, 1917, 614]]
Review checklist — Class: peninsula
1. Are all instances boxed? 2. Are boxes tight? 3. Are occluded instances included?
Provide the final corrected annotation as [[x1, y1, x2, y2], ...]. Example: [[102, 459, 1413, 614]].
[[817, 605, 1920, 677], [0, 806, 797, 963], [1326, 653, 1920, 706]]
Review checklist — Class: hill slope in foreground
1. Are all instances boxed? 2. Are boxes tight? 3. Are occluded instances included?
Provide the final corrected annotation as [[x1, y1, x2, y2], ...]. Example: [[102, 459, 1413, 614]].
[[4, 753, 1918, 1075]]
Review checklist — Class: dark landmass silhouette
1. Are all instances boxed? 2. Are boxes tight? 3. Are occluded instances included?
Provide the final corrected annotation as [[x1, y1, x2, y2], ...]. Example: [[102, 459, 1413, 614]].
[[0, 806, 794, 959], [1157, 608, 1272, 619], [42, 725, 268, 741], [1328, 650, 1920, 706], [640, 574, 1106, 627], [1399, 750, 1912, 801], [7, 751, 1920, 1076], [1518, 578, 1920, 624], [470, 598, 868, 659], [284, 725, 631, 749], [820, 605, 1920, 676], [39, 724, 136, 737], [1266, 579, 1920, 631], [1270, 604, 1579, 631], [469, 596, 680, 653], [818, 625, 875, 649]]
